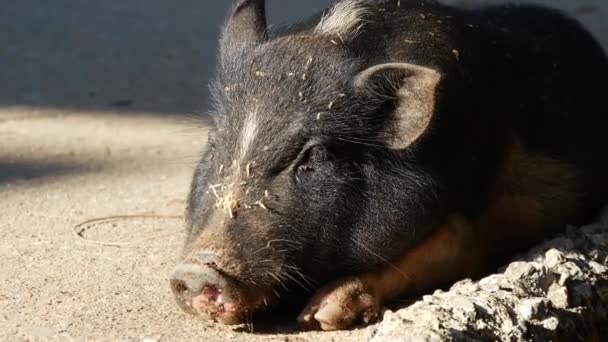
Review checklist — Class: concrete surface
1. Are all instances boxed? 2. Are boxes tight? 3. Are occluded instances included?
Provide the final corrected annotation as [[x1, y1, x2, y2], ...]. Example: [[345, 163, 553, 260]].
[[0, 0, 333, 116], [0, 0, 606, 341]]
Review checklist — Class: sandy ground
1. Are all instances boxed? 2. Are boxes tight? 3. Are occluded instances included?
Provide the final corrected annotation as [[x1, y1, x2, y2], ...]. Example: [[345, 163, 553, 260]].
[[0, 109, 362, 341], [1, 0, 606, 341]]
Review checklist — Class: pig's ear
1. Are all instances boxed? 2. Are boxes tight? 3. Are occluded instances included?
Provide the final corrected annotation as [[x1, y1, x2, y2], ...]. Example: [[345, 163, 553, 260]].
[[220, 0, 268, 57], [354, 63, 441, 150]]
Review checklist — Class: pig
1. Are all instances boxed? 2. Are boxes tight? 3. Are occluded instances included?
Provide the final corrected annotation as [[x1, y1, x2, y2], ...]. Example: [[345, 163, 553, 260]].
[[170, 0, 608, 331]]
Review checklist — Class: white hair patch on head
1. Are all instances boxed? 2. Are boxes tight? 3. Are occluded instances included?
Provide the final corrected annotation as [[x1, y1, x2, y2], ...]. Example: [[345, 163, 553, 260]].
[[315, 0, 370, 39], [239, 110, 258, 160]]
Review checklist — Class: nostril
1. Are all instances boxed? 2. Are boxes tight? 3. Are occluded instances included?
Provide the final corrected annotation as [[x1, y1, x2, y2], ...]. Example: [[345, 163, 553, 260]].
[[172, 279, 188, 294], [170, 278, 196, 313], [170, 264, 209, 294], [170, 263, 231, 315]]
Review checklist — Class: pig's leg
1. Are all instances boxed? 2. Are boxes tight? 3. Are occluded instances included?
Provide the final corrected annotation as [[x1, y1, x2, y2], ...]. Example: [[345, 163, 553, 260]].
[[297, 215, 485, 331]]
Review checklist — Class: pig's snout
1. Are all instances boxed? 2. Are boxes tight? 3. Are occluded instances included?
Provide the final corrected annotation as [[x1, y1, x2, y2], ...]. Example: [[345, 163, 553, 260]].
[[170, 259, 242, 324]]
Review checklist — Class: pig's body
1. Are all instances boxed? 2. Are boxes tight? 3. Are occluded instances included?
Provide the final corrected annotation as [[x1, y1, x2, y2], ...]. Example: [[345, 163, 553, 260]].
[[170, 0, 608, 331]]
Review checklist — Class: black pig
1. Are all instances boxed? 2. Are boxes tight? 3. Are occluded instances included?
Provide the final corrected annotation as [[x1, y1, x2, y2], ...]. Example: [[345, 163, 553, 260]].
[[170, 0, 608, 330]]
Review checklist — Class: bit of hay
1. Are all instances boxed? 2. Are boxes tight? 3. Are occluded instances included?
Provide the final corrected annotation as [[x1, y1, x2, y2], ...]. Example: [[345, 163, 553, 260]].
[[305, 57, 314, 70], [216, 192, 240, 219], [209, 184, 222, 199], [254, 200, 268, 210]]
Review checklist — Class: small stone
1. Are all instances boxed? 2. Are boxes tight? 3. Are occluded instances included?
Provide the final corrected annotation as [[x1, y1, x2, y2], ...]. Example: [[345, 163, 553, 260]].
[[451, 295, 477, 321], [544, 249, 565, 269], [451, 278, 480, 295], [417, 311, 442, 330], [479, 274, 505, 292], [541, 317, 559, 330], [408, 301, 427, 311], [556, 262, 584, 285], [472, 299, 494, 316], [588, 261, 608, 275], [589, 249, 601, 261], [381, 309, 396, 321], [517, 298, 545, 319], [500, 316, 515, 335], [505, 261, 535, 282], [547, 283, 569, 309]]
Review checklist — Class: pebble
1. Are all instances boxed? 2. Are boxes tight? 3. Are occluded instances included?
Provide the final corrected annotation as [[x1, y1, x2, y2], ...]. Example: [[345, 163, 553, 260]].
[[547, 283, 569, 309], [588, 261, 608, 274], [541, 317, 559, 331], [479, 274, 506, 292], [517, 298, 545, 320], [472, 299, 494, 316], [451, 278, 481, 295], [505, 261, 535, 282], [544, 249, 565, 269], [450, 296, 477, 321]]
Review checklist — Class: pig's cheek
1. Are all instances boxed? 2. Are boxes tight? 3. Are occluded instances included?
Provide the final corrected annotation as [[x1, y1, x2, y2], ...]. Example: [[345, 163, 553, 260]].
[[297, 276, 382, 331]]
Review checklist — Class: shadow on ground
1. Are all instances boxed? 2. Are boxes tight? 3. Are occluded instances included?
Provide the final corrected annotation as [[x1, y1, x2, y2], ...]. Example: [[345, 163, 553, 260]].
[[0, 0, 333, 116], [0, 160, 90, 184]]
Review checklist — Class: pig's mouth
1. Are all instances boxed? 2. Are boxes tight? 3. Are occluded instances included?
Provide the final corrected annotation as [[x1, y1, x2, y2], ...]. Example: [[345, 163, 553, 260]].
[[170, 263, 273, 325], [190, 285, 244, 324]]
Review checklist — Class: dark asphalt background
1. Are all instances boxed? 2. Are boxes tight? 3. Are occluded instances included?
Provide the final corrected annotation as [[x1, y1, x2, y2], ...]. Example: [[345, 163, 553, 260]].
[[0, 1, 334, 116], [2, 0, 605, 117]]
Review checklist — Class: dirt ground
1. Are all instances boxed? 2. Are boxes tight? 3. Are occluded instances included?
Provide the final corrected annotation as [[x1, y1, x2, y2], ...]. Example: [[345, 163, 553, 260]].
[[1, 1, 606, 341], [0, 109, 362, 342]]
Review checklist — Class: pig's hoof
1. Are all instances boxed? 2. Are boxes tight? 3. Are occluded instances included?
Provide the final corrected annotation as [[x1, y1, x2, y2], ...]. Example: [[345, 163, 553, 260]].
[[297, 277, 380, 331]]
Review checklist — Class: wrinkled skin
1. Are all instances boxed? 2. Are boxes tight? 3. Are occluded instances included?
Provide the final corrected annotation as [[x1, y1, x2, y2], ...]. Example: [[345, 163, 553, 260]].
[[171, 0, 608, 329]]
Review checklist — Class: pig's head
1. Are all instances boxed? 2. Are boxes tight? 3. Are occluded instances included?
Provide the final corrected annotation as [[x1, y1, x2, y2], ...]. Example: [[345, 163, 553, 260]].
[[171, 0, 447, 324]]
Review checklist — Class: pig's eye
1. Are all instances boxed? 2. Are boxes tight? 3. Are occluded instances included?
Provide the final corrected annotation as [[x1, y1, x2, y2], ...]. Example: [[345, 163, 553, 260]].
[[294, 144, 328, 178]]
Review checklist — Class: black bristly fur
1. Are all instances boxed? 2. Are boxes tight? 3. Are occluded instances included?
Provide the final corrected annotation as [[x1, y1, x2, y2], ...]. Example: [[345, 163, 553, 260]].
[[183, 0, 608, 305]]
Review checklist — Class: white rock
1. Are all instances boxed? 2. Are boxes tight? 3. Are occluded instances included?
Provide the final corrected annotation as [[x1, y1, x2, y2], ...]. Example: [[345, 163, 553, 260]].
[[589, 261, 608, 274], [541, 317, 559, 330], [517, 298, 544, 320], [505, 261, 535, 282], [547, 283, 569, 309], [544, 249, 565, 269]]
